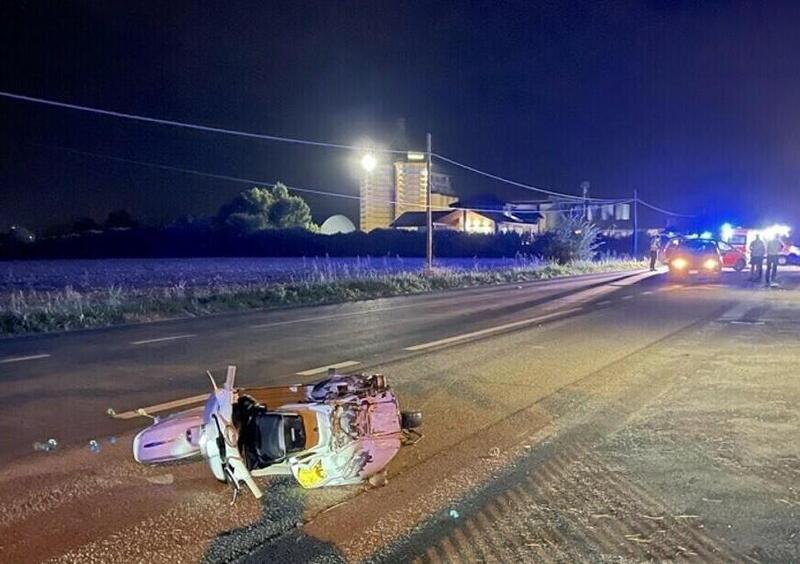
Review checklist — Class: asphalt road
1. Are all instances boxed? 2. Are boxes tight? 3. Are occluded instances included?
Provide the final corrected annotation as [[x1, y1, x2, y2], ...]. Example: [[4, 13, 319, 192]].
[[0, 269, 646, 463], [1, 267, 799, 563]]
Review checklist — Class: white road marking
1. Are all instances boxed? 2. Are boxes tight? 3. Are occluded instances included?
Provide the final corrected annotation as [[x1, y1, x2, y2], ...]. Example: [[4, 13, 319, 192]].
[[641, 291, 654, 295], [295, 360, 361, 376], [403, 308, 582, 352], [250, 304, 421, 329], [110, 393, 209, 420], [596, 300, 612, 306], [719, 302, 756, 321], [0, 353, 51, 364], [730, 320, 765, 326], [131, 334, 196, 345], [621, 295, 633, 300]]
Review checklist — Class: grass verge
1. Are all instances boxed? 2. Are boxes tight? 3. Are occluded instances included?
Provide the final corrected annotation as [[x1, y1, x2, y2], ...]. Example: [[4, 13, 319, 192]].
[[0, 259, 646, 336]]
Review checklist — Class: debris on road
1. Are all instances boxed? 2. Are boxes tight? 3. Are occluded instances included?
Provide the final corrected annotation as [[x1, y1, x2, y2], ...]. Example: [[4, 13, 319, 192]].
[[132, 366, 422, 500], [32, 438, 58, 452]]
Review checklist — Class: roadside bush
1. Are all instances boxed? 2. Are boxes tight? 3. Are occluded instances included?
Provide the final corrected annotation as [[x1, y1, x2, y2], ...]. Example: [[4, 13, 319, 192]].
[[531, 215, 602, 264]]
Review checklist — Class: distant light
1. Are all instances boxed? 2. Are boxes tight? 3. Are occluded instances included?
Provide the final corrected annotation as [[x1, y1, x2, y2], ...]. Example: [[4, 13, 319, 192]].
[[360, 153, 377, 172], [700, 231, 713, 239], [762, 223, 791, 239], [720, 223, 734, 242], [407, 152, 425, 161]]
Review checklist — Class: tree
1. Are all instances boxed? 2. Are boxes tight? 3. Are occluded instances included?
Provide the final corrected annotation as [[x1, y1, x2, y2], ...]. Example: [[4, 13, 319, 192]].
[[532, 213, 602, 263], [105, 209, 138, 229], [267, 183, 315, 229], [217, 184, 316, 234]]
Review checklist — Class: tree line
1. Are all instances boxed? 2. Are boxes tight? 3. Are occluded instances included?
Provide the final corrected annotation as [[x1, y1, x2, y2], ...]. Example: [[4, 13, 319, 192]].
[[2, 185, 627, 261]]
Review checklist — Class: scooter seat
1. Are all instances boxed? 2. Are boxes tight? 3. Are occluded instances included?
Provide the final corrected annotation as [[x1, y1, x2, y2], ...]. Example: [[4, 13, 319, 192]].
[[234, 396, 286, 470]]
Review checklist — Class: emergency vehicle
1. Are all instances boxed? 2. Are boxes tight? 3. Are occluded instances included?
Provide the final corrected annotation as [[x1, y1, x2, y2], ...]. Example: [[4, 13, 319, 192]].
[[720, 224, 796, 265]]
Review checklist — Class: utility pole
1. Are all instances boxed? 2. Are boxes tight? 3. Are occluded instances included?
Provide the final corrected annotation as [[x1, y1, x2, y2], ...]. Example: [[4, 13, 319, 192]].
[[426, 132, 433, 273], [632, 189, 639, 257], [580, 181, 590, 220]]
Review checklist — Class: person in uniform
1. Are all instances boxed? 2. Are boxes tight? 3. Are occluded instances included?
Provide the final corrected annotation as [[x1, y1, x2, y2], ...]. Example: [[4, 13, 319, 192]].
[[765, 234, 782, 286], [649, 235, 661, 271], [749, 234, 765, 282]]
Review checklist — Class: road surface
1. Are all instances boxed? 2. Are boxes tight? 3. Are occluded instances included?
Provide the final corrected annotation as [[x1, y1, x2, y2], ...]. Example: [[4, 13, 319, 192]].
[[1, 267, 799, 562]]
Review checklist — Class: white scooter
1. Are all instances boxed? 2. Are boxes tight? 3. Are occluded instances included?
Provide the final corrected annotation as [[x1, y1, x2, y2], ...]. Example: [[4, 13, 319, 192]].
[[132, 366, 421, 501]]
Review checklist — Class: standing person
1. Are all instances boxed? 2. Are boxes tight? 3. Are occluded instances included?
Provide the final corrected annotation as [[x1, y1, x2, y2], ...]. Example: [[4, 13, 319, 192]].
[[649, 235, 661, 271], [749, 234, 765, 281], [765, 234, 782, 286]]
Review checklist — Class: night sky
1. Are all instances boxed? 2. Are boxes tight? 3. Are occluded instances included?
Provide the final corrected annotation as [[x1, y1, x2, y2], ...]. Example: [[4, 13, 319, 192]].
[[2, 1, 800, 232]]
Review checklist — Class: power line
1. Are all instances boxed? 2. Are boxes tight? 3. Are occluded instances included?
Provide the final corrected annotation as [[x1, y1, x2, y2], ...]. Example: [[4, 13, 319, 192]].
[[433, 152, 628, 203], [636, 197, 695, 218], [50, 146, 586, 216], [5, 90, 692, 216], [0, 90, 407, 155]]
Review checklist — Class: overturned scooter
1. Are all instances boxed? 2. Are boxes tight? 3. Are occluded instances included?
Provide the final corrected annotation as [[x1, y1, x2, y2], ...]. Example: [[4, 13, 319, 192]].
[[132, 366, 422, 500]]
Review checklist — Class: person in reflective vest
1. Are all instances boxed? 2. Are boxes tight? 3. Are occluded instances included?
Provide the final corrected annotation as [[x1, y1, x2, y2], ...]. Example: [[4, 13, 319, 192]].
[[649, 236, 661, 271]]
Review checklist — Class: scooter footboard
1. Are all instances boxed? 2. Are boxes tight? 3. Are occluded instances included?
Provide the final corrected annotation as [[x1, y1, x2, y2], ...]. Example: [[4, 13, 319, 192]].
[[133, 406, 204, 464]]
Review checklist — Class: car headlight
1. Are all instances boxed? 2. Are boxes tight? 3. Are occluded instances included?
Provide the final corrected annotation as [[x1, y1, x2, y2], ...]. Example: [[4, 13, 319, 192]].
[[672, 258, 688, 269], [703, 258, 718, 270]]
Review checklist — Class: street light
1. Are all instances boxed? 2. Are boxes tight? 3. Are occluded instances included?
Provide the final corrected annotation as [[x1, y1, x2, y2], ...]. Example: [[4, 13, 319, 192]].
[[360, 153, 377, 172]]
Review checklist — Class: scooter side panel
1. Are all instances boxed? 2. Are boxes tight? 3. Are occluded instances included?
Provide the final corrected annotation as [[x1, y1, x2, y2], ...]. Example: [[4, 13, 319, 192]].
[[133, 406, 204, 463]]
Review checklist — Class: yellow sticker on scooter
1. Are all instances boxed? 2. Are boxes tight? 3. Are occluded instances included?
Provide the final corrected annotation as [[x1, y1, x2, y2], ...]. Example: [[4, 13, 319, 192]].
[[297, 461, 326, 488]]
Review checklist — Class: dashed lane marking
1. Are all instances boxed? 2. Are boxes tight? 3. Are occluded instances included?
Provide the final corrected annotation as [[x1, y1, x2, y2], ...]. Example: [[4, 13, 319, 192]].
[[250, 304, 420, 329], [596, 300, 612, 306], [295, 360, 361, 376], [621, 295, 633, 300], [0, 353, 51, 364], [403, 308, 582, 352], [130, 334, 196, 345]]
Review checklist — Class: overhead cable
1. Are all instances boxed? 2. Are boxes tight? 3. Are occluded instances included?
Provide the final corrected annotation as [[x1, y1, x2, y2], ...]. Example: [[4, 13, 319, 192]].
[[433, 152, 628, 203], [0, 90, 406, 154], [52, 146, 598, 215], [636, 198, 696, 218]]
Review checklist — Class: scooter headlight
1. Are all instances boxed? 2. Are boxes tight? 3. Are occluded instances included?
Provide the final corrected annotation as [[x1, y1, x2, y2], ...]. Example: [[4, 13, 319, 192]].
[[672, 258, 688, 270]]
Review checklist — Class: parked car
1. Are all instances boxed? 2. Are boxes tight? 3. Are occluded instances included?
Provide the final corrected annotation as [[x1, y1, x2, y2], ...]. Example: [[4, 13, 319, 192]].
[[716, 240, 747, 271]]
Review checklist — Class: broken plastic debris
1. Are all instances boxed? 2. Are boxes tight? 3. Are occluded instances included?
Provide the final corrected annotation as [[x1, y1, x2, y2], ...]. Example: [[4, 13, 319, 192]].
[[33, 438, 58, 453], [449, 509, 460, 519], [368, 471, 388, 488], [488, 446, 501, 457], [88, 439, 101, 454]]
